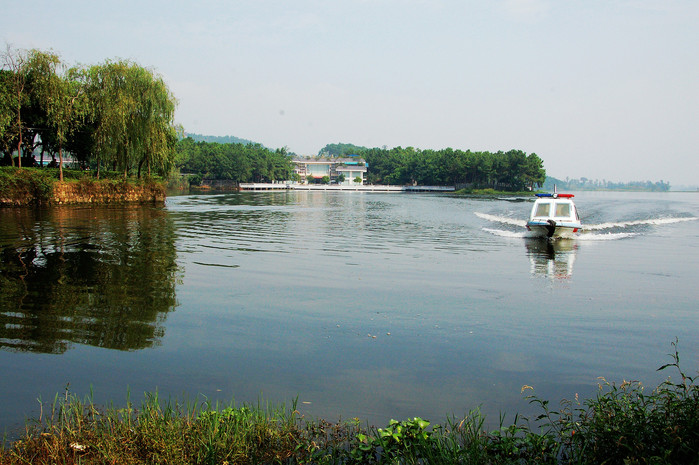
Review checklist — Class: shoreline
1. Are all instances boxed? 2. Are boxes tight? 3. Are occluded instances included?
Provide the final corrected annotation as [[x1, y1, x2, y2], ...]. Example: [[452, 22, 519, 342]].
[[1, 350, 696, 464], [239, 182, 455, 192], [0, 168, 165, 206]]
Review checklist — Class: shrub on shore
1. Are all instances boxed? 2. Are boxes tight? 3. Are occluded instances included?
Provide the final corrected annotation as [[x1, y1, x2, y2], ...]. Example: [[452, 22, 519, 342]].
[[0, 167, 165, 206], [0, 167, 55, 205], [1, 343, 697, 464]]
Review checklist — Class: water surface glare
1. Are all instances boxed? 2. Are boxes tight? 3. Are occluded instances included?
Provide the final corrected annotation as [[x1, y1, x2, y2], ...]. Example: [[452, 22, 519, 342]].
[[1, 191, 698, 434]]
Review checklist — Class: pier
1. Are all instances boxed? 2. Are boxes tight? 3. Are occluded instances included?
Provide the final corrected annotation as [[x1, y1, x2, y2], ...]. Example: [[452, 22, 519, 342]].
[[239, 183, 455, 192]]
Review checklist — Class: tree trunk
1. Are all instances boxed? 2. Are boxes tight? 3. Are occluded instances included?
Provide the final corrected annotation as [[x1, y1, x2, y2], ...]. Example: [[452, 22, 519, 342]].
[[16, 122, 22, 168], [58, 146, 64, 182]]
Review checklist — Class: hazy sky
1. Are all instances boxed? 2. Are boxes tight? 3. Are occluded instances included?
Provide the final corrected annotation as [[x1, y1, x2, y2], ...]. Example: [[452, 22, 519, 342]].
[[3, 0, 698, 184]]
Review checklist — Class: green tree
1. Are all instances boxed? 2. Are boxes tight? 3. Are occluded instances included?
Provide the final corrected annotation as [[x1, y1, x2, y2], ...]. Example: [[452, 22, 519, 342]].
[[318, 142, 367, 157], [27, 50, 87, 181], [524, 153, 546, 189], [175, 138, 291, 183], [135, 68, 178, 178], [0, 69, 13, 157], [359, 145, 545, 191], [502, 150, 528, 190], [86, 60, 177, 178], [1, 45, 29, 167]]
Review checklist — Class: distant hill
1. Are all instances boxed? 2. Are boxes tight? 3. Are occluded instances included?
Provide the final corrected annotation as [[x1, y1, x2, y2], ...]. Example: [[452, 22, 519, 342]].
[[545, 176, 670, 192], [185, 133, 259, 146], [318, 143, 369, 157]]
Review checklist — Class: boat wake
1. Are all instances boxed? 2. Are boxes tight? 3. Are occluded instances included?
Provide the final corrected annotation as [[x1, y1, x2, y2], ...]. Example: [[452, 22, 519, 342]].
[[474, 212, 527, 228], [478, 211, 696, 241], [482, 228, 529, 238], [584, 216, 697, 230], [482, 227, 636, 241], [577, 232, 638, 241]]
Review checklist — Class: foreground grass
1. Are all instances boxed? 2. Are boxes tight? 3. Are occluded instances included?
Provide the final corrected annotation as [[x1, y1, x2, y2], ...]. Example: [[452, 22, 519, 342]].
[[2, 342, 698, 464]]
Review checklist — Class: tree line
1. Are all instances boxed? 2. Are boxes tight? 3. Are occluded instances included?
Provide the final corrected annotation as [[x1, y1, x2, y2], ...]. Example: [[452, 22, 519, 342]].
[[177, 139, 548, 191], [175, 137, 293, 184], [0, 45, 178, 181], [0, 42, 545, 191], [321, 144, 546, 190], [544, 176, 670, 192], [177, 138, 547, 190]]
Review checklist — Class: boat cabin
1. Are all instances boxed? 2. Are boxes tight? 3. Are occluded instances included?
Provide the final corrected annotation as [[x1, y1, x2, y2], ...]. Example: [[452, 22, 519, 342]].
[[526, 193, 582, 238], [529, 194, 580, 223]]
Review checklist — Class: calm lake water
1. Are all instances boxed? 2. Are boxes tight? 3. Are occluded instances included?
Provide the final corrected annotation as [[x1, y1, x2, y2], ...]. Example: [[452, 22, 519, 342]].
[[1, 191, 698, 436]]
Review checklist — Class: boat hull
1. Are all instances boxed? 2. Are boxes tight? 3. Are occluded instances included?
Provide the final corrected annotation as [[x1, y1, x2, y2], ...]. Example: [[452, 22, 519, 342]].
[[526, 220, 581, 239]]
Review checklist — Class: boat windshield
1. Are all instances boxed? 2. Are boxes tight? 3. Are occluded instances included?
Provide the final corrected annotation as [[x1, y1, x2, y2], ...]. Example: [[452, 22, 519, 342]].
[[534, 203, 550, 217], [555, 203, 571, 218]]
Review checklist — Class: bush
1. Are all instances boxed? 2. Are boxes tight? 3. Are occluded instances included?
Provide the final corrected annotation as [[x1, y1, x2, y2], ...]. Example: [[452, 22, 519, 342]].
[[189, 174, 203, 186], [525, 339, 699, 464], [0, 167, 55, 205]]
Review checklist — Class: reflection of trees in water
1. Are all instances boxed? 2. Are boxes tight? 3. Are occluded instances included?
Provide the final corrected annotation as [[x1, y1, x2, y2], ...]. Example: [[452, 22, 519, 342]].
[[0, 206, 178, 353]]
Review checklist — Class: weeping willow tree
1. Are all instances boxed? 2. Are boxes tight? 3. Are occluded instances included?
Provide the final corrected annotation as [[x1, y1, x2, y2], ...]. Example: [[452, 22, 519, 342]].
[[86, 60, 177, 178], [133, 66, 178, 178], [26, 49, 87, 181], [0, 69, 11, 154], [1, 46, 178, 179], [1, 44, 29, 167]]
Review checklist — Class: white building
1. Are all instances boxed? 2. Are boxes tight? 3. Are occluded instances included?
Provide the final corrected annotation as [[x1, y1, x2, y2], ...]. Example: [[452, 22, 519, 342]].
[[293, 157, 367, 185]]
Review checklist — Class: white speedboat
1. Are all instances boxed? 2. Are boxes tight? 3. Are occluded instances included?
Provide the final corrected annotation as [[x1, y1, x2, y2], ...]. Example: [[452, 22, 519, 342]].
[[526, 192, 582, 238]]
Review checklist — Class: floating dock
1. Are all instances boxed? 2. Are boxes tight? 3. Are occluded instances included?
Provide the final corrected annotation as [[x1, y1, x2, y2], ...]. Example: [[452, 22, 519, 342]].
[[239, 183, 454, 192]]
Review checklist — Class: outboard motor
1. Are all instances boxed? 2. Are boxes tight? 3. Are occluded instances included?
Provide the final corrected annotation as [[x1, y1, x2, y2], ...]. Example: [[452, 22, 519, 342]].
[[546, 219, 557, 238]]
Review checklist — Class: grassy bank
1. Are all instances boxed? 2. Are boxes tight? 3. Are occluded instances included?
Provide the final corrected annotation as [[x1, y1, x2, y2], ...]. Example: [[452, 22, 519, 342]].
[[0, 167, 165, 206], [2, 342, 697, 464]]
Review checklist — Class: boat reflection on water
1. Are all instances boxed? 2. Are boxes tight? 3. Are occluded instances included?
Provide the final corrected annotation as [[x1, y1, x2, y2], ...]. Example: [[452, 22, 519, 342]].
[[525, 238, 578, 279]]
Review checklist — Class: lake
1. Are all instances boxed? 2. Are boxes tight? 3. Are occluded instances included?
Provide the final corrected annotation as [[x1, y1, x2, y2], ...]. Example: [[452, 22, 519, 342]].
[[1, 191, 698, 437]]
